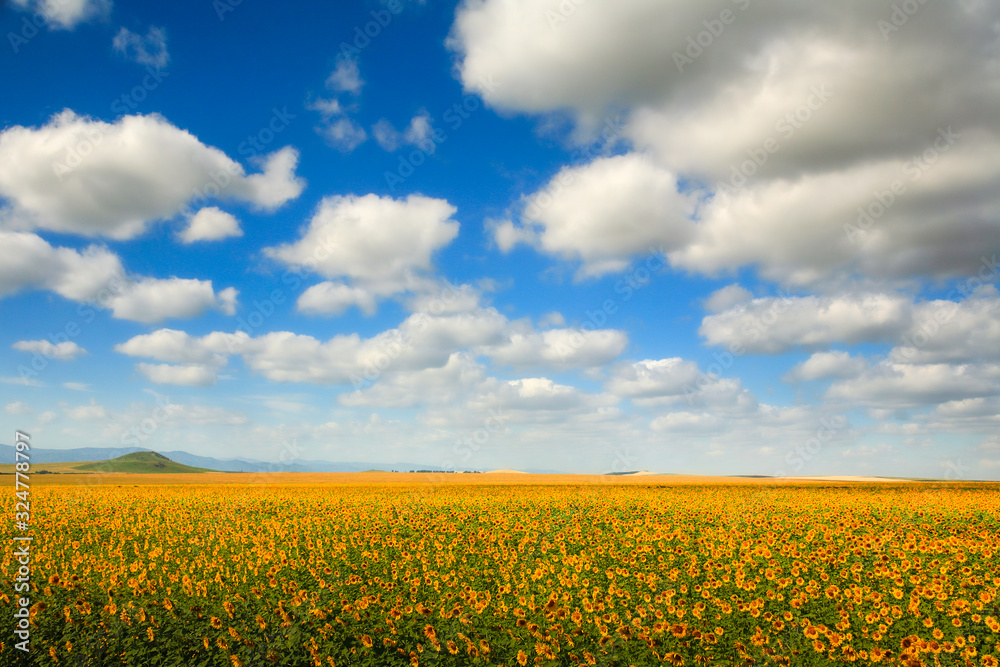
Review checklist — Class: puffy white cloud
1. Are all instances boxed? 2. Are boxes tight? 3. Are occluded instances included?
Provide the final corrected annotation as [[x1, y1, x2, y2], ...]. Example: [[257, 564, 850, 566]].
[[105, 278, 238, 323], [704, 284, 753, 313], [500, 154, 698, 277], [267, 194, 459, 313], [298, 282, 378, 316], [605, 358, 700, 399], [326, 57, 363, 94], [784, 351, 867, 383], [827, 362, 1000, 409], [115, 329, 244, 365], [11, 0, 110, 30], [12, 340, 86, 360], [0, 231, 122, 300], [0, 111, 304, 239], [700, 293, 912, 354], [484, 327, 628, 369], [178, 207, 242, 243], [112, 26, 169, 68], [454, 0, 1000, 285], [116, 329, 247, 385], [339, 353, 488, 408], [0, 233, 228, 322], [136, 363, 219, 387], [890, 286, 1000, 364]]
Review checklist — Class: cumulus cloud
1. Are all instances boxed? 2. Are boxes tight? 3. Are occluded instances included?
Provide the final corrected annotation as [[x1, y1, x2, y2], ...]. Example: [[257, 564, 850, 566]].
[[0, 232, 233, 322], [889, 286, 1000, 364], [605, 358, 701, 399], [112, 26, 169, 68], [136, 363, 219, 387], [498, 153, 698, 277], [783, 351, 867, 383], [266, 194, 459, 314], [298, 282, 379, 317], [105, 279, 237, 323], [484, 328, 628, 369], [454, 0, 1000, 285], [700, 292, 912, 354], [11, 0, 110, 30], [0, 111, 304, 239], [116, 329, 247, 385], [826, 362, 1000, 409], [178, 207, 242, 243], [704, 284, 752, 313], [12, 340, 86, 360]]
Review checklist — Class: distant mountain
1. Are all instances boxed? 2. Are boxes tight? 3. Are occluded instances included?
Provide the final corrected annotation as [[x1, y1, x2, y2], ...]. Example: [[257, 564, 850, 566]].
[[74, 452, 213, 474], [0, 443, 457, 473]]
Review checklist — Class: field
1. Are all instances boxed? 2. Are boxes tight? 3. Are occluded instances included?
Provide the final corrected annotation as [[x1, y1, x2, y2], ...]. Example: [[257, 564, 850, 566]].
[[2, 477, 999, 666]]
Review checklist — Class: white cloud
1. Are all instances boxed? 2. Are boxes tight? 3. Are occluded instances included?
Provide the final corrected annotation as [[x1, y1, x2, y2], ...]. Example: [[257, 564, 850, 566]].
[[12, 340, 86, 360], [484, 327, 628, 369], [890, 286, 1000, 364], [318, 117, 368, 152], [106, 278, 238, 323], [700, 293, 912, 354], [0, 111, 304, 239], [267, 194, 459, 312], [115, 329, 244, 365], [326, 58, 362, 94], [372, 112, 437, 152], [453, 0, 1000, 285], [136, 363, 219, 387], [704, 284, 752, 313], [605, 358, 701, 399], [11, 0, 110, 30], [65, 398, 107, 420], [63, 382, 89, 391], [178, 207, 242, 243], [4, 401, 31, 415], [0, 234, 228, 322], [112, 26, 169, 68], [827, 362, 1000, 409], [501, 154, 698, 277], [298, 282, 378, 316], [783, 351, 867, 383]]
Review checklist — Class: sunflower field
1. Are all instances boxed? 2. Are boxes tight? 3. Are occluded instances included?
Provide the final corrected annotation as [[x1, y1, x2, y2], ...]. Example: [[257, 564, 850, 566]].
[[2, 481, 999, 666]]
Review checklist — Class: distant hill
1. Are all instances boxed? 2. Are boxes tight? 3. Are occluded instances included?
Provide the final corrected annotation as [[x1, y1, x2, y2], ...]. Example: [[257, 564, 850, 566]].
[[0, 443, 564, 475], [73, 451, 213, 474]]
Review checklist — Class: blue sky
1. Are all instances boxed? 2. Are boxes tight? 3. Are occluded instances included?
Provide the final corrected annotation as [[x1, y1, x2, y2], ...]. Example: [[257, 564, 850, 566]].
[[1, 0, 998, 478]]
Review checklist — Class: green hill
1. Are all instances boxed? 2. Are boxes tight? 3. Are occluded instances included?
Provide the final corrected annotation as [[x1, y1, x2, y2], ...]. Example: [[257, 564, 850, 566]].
[[73, 451, 214, 474]]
